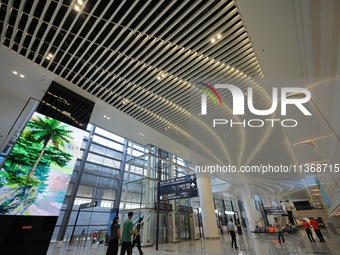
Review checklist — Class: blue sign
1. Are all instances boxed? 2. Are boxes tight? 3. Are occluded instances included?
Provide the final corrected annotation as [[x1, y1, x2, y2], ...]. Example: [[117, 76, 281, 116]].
[[159, 174, 198, 201], [160, 174, 196, 187]]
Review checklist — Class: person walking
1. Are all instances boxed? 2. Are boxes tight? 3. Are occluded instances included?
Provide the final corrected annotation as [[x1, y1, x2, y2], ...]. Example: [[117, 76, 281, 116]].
[[301, 219, 316, 242], [274, 217, 285, 244], [309, 217, 325, 242], [227, 218, 238, 249], [120, 211, 136, 255], [132, 217, 144, 255], [106, 216, 121, 255]]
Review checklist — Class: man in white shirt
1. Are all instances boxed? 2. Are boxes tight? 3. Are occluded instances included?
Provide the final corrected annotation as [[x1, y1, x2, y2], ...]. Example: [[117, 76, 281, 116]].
[[227, 218, 238, 249]]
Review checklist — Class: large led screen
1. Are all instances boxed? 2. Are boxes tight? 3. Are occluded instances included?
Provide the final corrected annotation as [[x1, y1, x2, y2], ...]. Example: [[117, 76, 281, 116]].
[[0, 112, 85, 216]]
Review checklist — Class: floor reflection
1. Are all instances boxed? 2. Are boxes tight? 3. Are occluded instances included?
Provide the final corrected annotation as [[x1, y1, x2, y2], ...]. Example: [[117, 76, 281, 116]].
[[47, 228, 340, 255]]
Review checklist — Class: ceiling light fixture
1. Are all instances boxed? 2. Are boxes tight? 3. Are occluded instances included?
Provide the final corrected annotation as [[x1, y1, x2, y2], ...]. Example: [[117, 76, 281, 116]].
[[46, 53, 53, 60], [210, 34, 222, 43], [74, 0, 84, 11], [157, 72, 166, 80], [12, 71, 25, 78]]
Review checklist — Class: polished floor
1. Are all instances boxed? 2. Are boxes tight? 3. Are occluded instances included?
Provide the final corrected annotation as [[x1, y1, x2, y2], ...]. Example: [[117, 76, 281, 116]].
[[47, 228, 340, 255]]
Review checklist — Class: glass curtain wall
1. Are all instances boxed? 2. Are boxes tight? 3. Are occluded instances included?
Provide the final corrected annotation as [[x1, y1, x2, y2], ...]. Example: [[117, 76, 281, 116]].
[[52, 124, 127, 241], [50, 124, 198, 244]]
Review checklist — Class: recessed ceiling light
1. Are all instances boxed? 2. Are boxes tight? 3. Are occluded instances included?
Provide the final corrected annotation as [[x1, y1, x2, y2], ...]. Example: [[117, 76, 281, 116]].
[[211, 38, 215, 43], [13, 71, 18, 75], [20, 74, 25, 78], [74, 5, 80, 11], [77, 0, 83, 5], [217, 34, 222, 39]]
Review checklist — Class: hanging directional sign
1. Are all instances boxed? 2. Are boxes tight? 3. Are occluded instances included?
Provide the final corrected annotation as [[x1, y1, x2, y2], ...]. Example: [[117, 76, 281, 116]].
[[264, 206, 283, 215], [160, 174, 197, 187], [159, 174, 198, 201]]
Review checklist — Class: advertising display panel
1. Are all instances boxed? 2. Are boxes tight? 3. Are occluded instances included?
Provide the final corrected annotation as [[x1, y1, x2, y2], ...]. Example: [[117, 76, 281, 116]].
[[0, 81, 94, 255], [0, 112, 85, 216]]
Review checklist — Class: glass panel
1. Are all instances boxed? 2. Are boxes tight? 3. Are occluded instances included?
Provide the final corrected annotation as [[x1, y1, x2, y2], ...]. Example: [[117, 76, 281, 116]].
[[84, 162, 102, 174], [76, 185, 95, 198], [90, 144, 107, 155], [98, 176, 118, 188], [94, 127, 110, 138], [81, 173, 99, 186], [107, 140, 123, 151], [108, 133, 125, 143], [103, 158, 121, 168], [87, 153, 105, 164], [100, 166, 120, 178]]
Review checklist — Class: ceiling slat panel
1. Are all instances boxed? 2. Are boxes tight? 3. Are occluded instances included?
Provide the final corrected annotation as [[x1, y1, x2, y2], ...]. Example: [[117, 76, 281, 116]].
[[0, 0, 279, 192]]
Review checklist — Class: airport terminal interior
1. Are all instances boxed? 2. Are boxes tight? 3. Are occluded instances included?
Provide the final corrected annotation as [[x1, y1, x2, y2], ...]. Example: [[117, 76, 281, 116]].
[[1, 0, 340, 254]]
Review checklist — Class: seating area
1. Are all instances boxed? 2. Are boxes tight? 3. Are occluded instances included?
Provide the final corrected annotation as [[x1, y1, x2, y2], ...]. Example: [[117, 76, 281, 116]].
[[253, 224, 299, 234]]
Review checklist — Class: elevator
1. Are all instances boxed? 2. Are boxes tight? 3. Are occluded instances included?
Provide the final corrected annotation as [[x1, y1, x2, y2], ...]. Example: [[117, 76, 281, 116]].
[[154, 212, 169, 244]]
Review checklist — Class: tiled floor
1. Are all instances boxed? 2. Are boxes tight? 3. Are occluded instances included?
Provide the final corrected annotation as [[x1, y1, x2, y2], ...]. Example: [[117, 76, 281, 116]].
[[47, 228, 340, 255]]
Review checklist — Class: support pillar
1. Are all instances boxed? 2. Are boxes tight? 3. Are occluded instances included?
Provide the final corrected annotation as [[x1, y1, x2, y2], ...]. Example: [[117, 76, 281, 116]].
[[241, 185, 259, 232], [197, 172, 219, 238]]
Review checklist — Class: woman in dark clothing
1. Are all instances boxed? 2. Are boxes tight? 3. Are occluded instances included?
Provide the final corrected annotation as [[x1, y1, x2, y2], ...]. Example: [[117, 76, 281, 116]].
[[132, 217, 144, 255], [106, 216, 121, 255]]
